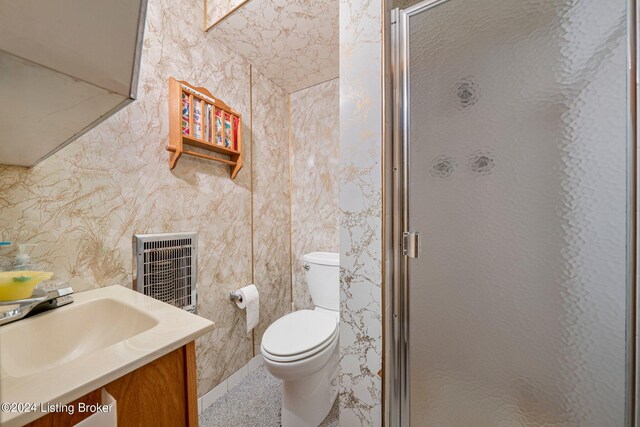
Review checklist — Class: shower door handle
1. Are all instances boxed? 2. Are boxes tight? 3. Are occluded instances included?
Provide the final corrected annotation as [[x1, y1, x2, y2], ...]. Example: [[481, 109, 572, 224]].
[[403, 232, 421, 258]]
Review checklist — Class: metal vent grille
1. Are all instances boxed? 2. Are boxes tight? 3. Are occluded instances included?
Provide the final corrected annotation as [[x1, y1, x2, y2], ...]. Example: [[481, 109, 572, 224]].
[[133, 232, 197, 313]]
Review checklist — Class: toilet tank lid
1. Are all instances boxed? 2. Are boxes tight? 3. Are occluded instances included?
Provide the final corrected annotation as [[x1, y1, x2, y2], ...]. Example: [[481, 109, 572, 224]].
[[302, 252, 339, 266]]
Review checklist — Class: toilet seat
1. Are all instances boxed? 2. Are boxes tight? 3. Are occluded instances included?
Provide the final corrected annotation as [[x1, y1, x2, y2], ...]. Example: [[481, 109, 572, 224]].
[[261, 310, 338, 363]]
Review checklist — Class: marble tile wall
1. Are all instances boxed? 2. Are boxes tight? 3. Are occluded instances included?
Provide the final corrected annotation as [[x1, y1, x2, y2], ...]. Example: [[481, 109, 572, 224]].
[[339, 0, 384, 425], [0, 0, 291, 399], [205, 0, 247, 30], [250, 69, 292, 354], [207, 0, 339, 93], [290, 78, 340, 310]]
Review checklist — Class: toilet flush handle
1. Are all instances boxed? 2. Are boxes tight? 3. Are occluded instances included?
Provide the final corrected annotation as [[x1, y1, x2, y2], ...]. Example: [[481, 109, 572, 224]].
[[303, 263, 310, 271]]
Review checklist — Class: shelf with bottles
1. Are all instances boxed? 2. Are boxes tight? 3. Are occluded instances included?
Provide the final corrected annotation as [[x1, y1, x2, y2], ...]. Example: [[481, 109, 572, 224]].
[[167, 78, 243, 178]]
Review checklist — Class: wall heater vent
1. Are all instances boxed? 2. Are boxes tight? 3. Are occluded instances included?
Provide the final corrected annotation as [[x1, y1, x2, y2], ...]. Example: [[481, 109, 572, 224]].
[[133, 232, 197, 313]]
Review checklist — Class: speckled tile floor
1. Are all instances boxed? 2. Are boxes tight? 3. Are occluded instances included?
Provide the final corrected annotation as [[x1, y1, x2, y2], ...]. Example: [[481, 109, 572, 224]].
[[199, 363, 339, 427]]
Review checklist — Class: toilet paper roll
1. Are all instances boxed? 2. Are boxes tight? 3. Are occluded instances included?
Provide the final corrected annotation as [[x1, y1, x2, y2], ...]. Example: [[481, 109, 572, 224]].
[[234, 284, 259, 334]]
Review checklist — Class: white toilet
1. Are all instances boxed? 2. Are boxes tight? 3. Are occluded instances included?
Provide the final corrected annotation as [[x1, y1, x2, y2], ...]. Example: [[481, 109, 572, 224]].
[[260, 251, 339, 427]]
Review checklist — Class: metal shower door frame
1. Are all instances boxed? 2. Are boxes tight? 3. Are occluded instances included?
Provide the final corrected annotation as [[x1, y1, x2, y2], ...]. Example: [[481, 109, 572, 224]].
[[387, 0, 640, 426], [389, 2, 446, 426]]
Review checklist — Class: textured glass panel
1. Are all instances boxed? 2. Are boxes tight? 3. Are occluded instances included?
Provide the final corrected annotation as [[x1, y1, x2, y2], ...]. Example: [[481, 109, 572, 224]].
[[405, 0, 628, 426]]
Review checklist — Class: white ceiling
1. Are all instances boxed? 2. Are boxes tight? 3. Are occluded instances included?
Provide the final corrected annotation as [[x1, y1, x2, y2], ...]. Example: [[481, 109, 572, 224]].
[[207, 0, 339, 94]]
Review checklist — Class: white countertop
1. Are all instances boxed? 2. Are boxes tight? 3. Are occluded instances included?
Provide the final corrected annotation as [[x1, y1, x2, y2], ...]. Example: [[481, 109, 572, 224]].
[[0, 285, 214, 427]]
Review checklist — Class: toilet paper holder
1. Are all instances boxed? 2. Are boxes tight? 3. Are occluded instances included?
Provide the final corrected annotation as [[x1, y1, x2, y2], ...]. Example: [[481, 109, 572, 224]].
[[229, 291, 243, 303]]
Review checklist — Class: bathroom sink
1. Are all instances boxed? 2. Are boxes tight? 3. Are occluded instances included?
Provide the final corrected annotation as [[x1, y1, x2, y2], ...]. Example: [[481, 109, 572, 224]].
[[0, 297, 158, 377], [0, 285, 214, 427]]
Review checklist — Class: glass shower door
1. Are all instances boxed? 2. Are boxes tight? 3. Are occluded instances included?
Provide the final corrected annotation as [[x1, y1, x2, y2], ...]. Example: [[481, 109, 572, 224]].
[[396, 0, 630, 425]]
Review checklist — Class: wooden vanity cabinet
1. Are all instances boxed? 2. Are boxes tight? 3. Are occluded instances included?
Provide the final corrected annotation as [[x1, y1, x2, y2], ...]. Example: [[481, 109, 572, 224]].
[[26, 342, 198, 427]]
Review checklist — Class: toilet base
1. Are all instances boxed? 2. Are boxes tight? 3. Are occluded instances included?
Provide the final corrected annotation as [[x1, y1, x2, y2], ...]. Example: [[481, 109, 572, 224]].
[[281, 344, 339, 427]]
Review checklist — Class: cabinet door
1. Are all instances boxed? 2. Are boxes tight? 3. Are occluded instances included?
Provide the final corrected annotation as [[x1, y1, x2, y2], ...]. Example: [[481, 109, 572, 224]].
[[26, 342, 198, 427]]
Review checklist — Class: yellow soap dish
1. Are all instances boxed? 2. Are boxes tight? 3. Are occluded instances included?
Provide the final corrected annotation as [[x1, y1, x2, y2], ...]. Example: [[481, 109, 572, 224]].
[[0, 271, 53, 301]]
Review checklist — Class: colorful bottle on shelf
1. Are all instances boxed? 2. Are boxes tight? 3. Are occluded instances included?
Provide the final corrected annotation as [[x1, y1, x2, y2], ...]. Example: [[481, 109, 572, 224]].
[[193, 101, 202, 139], [215, 109, 223, 146], [181, 92, 190, 135], [205, 104, 212, 143], [224, 113, 232, 148], [232, 116, 239, 151]]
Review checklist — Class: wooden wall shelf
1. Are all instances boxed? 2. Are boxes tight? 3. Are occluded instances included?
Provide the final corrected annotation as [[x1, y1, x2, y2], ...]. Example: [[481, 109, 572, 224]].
[[168, 78, 243, 178]]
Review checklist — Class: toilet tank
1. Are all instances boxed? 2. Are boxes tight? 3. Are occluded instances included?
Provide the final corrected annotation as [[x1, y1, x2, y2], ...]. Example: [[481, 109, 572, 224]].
[[302, 252, 339, 311]]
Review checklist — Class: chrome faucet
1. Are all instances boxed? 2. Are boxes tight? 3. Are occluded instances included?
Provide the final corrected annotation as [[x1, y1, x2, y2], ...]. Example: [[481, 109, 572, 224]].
[[0, 286, 73, 326]]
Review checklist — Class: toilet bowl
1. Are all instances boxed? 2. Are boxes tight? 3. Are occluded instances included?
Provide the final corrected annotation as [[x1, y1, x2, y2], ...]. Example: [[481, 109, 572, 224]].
[[260, 252, 339, 427]]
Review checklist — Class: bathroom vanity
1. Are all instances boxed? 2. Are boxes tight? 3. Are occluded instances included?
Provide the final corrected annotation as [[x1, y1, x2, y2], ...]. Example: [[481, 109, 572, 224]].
[[25, 343, 198, 426], [0, 285, 214, 427]]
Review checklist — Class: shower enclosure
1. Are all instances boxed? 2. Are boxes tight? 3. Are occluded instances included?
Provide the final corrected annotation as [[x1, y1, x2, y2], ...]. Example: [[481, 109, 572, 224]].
[[388, 0, 636, 425]]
